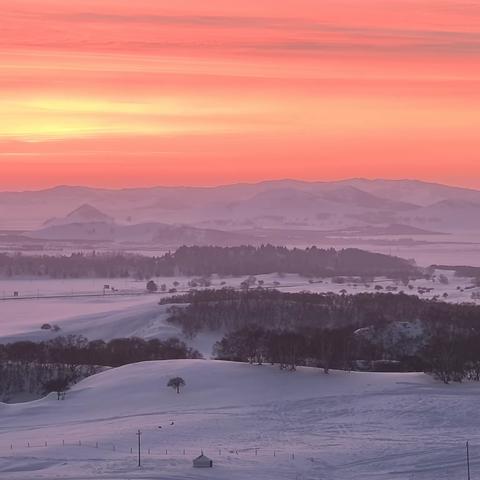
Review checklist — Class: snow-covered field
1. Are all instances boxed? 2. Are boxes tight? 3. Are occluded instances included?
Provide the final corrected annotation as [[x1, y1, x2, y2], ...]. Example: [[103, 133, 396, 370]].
[[0, 271, 478, 350], [0, 359, 478, 480], [0, 296, 219, 358], [0, 297, 173, 340], [1, 270, 478, 303], [1, 273, 479, 479]]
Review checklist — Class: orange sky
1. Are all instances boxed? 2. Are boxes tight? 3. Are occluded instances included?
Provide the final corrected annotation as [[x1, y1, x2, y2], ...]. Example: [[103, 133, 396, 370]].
[[1, 0, 480, 189]]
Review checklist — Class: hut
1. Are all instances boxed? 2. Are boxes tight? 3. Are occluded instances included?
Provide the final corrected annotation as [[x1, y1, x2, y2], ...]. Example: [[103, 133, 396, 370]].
[[193, 454, 213, 468]]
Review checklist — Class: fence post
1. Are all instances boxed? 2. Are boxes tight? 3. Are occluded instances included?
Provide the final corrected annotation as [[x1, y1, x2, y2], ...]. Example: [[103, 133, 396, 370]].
[[255, 448, 258, 456], [62, 439, 65, 446], [45, 441, 47, 447]]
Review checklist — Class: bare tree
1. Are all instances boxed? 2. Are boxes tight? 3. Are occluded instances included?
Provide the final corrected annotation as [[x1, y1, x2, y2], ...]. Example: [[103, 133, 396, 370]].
[[167, 377, 186, 394]]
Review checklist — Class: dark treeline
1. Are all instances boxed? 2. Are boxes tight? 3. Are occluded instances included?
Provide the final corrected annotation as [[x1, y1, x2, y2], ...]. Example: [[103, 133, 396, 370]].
[[213, 323, 480, 383], [432, 265, 480, 282], [0, 245, 419, 279], [0, 362, 102, 401], [0, 335, 201, 368], [166, 245, 419, 278], [214, 326, 354, 374], [163, 289, 460, 337], [164, 289, 480, 382], [0, 252, 166, 279]]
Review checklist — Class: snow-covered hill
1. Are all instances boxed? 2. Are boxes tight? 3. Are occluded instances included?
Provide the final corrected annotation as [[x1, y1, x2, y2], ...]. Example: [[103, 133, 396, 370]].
[[0, 359, 478, 480], [400, 199, 480, 230], [44, 204, 114, 227]]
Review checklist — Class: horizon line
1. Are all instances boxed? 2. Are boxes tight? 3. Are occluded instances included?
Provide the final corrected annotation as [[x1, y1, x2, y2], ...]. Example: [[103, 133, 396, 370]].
[[1, 177, 479, 194]]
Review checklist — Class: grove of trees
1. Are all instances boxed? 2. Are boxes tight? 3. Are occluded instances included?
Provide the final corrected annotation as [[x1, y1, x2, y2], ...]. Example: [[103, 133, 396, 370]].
[[0, 245, 419, 280], [0, 335, 201, 367], [162, 289, 480, 382]]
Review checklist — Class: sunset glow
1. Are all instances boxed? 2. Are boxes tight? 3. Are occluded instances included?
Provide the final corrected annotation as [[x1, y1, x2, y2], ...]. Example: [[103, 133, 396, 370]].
[[1, 0, 480, 188]]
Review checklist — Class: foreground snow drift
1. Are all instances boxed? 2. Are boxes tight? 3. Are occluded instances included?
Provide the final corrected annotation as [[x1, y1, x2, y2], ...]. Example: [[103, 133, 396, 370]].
[[0, 360, 479, 479]]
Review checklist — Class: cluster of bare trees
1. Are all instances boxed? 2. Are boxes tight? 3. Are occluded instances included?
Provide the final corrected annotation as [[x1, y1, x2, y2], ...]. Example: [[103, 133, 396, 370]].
[[421, 323, 480, 384], [0, 335, 201, 367], [213, 322, 480, 381], [0, 362, 101, 401], [213, 326, 353, 373], [0, 335, 201, 400], [164, 289, 480, 378], [164, 289, 432, 338]]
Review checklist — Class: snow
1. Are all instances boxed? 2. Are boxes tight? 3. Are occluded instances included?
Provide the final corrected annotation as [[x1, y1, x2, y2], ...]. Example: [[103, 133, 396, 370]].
[[1, 270, 478, 303], [0, 296, 223, 357], [0, 271, 478, 351], [0, 359, 478, 479], [0, 296, 162, 339], [2, 180, 480, 269], [0, 272, 477, 478], [0, 277, 147, 298]]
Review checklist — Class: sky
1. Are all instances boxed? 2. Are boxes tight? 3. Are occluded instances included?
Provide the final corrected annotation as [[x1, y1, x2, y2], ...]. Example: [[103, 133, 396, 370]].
[[1, 0, 480, 190]]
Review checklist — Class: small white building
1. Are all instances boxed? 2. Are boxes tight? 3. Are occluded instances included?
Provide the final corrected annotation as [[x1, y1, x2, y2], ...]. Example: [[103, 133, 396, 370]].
[[193, 454, 213, 468]]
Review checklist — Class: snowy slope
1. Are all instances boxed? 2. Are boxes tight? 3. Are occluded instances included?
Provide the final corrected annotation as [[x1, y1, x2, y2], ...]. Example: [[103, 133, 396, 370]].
[[0, 300, 178, 343], [400, 199, 480, 231], [0, 359, 479, 480], [0, 296, 162, 340]]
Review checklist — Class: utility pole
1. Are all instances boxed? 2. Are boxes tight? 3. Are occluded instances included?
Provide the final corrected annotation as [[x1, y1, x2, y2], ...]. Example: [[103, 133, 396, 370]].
[[136, 430, 142, 467], [467, 441, 471, 480]]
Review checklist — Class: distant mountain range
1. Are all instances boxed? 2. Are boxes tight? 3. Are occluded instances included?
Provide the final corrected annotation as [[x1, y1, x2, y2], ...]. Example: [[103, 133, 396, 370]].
[[1, 179, 480, 247]]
